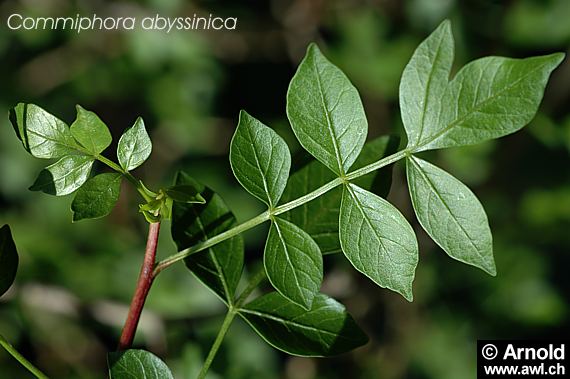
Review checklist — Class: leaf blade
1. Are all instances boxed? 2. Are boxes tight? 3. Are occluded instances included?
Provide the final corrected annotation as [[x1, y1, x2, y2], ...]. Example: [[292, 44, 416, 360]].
[[239, 292, 368, 357], [108, 349, 174, 379], [70, 105, 112, 155], [230, 111, 291, 207], [282, 135, 400, 254], [171, 172, 244, 305], [10, 103, 79, 159], [29, 155, 94, 196], [71, 173, 122, 222], [287, 44, 368, 175], [0, 225, 19, 297], [406, 156, 496, 275], [420, 53, 565, 150], [400, 20, 453, 147], [264, 217, 323, 309], [339, 184, 418, 301], [117, 117, 152, 172]]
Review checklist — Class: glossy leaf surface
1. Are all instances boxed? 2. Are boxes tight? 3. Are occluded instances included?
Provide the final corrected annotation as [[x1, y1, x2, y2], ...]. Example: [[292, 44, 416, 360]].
[[108, 349, 173, 379], [287, 44, 367, 176], [70, 105, 112, 155], [230, 111, 291, 207], [282, 136, 399, 254], [117, 117, 152, 172], [340, 184, 418, 301], [29, 155, 94, 196], [264, 217, 323, 309], [406, 156, 496, 275]]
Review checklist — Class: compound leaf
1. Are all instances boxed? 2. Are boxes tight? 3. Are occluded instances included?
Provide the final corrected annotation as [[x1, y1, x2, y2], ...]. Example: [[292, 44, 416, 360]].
[[0, 225, 18, 297], [117, 117, 152, 172], [10, 103, 79, 159], [406, 156, 496, 275], [29, 155, 94, 196], [264, 217, 323, 309], [287, 44, 367, 176], [71, 173, 122, 222], [70, 105, 112, 155], [239, 292, 368, 357], [282, 135, 399, 254], [230, 111, 291, 207], [340, 184, 418, 301], [171, 172, 244, 305], [108, 349, 173, 379]]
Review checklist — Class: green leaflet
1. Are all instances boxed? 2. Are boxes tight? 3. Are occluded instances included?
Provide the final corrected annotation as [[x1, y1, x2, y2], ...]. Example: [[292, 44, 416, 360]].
[[70, 105, 112, 155], [29, 155, 94, 196], [117, 117, 152, 172], [171, 172, 244, 305], [287, 44, 367, 176], [400, 20, 453, 147], [239, 292, 368, 357], [108, 349, 173, 379], [264, 217, 323, 309], [0, 225, 18, 297], [424, 53, 565, 150], [71, 173, 123, 222], [406, 156, 496, 275], [281, 135, 399, 254], [10, 103, 79, 159], [230, 111, 291, 207], [400, 20, 565, 151], [339, 184, 418, 301]]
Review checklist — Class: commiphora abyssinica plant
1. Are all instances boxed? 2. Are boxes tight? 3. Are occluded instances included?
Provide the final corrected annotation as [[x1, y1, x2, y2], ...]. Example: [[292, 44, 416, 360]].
[[0, 20, 564, 378]]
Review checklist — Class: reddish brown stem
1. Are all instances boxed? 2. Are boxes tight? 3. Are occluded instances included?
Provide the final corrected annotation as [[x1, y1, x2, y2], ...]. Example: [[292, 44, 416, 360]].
[[118, 222, 161, 350]]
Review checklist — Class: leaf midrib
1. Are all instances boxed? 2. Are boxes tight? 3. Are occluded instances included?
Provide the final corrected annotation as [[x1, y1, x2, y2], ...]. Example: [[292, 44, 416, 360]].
[[312, 55, 345, 176], [239, 308, 355, 340], [408, 157, 481, 255], [413, 58, 553, 150]]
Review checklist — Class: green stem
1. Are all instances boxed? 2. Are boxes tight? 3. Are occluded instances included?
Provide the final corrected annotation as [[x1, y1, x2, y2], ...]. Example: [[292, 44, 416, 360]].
[[95, 155, 153, 202], [197, 310, 236, 379], [153, 149, 407, 275], [0, 334, 49, 379]]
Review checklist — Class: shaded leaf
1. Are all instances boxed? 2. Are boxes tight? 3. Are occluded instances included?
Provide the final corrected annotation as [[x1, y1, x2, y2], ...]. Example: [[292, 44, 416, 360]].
[[0, 225, 18, 297], [264, 217, 323, 309], [117, 117, 152, 171], [71, 173, 122, 222], [239, 292, 368, 357], [406, 156, 496, 275], [340, 184, 418, 301], [29, 155, 94, 196], [171, 172, 244, 304], [165, 185, 205, 204], [287, 43, 367, 176], [70, 105, 112, 155], [10, 103, 79, 159], [108, 349, 173, 379], [282, 136, 399, 254], [230, 111, 291, 207]]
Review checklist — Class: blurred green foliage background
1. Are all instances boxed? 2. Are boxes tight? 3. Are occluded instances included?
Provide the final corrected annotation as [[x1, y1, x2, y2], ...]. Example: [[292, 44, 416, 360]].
[[0, 0, 568, 378]]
